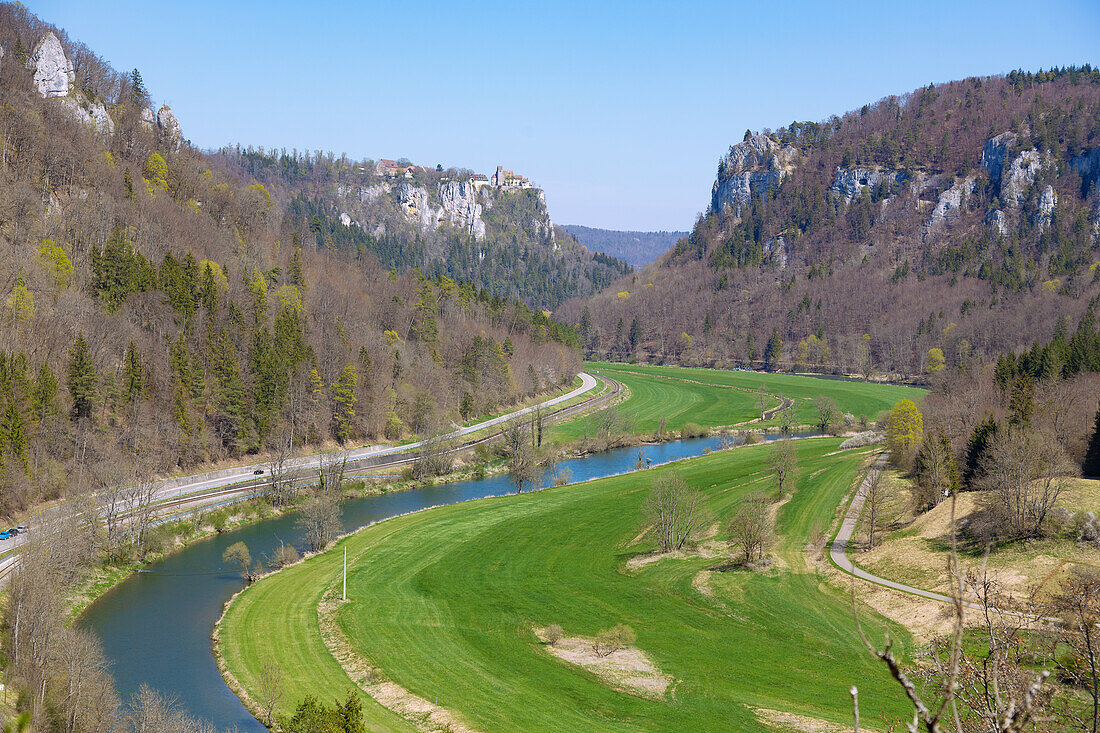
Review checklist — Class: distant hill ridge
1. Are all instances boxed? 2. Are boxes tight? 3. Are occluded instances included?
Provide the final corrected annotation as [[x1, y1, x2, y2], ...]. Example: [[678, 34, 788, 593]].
[[561, 225, 689, 267]]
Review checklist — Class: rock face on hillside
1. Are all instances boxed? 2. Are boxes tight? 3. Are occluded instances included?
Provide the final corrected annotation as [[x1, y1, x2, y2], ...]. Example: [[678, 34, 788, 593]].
[[986, 208, 1007, 236], [1002, 149, 1044, 207], [980, 132, 1017, 184], [0, 43, 5, 74], [926, 177, 976, 229], [438, 181, 486, 239], [397, 181, 488, 240], [157, 105, 182, 150], [140, 107, 156, 130], [831, 167, 898, 201], [28, 32, 74, 98], [1070, 147, 1100, 191], [89, 102, 114, 134], [981, 132, 1048, 208], [711, 135, 797, 213], [1036, 184, 1057, 231]]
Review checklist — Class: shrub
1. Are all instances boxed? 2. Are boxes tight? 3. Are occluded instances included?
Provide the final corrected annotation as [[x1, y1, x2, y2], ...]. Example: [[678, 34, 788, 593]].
[[273, 541, 299, 567], [680, 422, 708, 439], [593, 624, 636, 657], [544, 624, 563, 646]]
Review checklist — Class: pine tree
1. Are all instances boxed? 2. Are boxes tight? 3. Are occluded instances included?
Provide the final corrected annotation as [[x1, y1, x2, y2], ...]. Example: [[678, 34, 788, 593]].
[[67, 333, 98, 420], [289, 235, 307, 290], [1084, 407, 1100, 478], [129, 68, 149, 108], [122, 339, 145, 403], [764, 329, 783, 370], [30, 361, 58, 422], [962, 414, 998, 488], [210, 330, 248, 451], [629, 317, 642, 350], [1, 399, 28, 470], [330, 364, 358, 442]]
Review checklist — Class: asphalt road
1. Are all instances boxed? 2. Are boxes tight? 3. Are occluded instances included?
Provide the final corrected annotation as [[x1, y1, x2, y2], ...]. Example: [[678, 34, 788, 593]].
[[0, 372, 600, 582]]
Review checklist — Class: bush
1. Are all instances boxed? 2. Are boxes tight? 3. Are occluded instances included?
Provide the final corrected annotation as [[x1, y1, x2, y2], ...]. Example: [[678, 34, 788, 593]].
[[273, 541, 299, 567], [552, 467, 572, 486], [544, 623, 563, 646], [593, 624, 636, 657], [680, 422, 708, 439]]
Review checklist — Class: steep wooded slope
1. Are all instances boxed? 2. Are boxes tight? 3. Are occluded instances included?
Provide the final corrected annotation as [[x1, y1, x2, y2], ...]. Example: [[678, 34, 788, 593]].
[[0, 4, 580, 512], [562, 69, 1100, 376]]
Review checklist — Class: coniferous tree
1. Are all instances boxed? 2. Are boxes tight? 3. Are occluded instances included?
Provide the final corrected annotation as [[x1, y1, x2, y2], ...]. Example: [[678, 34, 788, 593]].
[[30, 361, 58, 423], [128, 68, 149, 108], [1, 399, 27, 470], [210, 330, 248, 451], [1084, 407, 1100, 478], [122, 339, 145, 403], [962, 414, 998, 489], [330, 364, 358, 442], [764, 329, 783, 371], [67, 334, 98, 420]]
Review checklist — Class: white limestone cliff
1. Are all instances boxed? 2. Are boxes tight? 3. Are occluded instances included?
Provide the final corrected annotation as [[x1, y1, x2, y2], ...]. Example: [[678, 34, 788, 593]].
[[711, 135, 797, 213], [27, 32, 74, 98]]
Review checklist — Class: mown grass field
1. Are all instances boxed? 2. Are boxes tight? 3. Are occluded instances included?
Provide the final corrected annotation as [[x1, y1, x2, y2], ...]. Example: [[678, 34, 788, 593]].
[[219, 438, 916, 731], [549, 362, 927, 442]]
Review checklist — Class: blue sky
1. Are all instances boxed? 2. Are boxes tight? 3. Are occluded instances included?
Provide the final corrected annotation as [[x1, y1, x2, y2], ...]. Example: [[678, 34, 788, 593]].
[[25, 0, 1100, 231]]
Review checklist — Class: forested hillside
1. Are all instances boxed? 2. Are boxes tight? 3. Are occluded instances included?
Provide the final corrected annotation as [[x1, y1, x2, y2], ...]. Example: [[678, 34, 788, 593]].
[[0, 4, 581, 513], [213, 149, 631, 310], [562, 69, 1100, 377], [561, 225, 688, 267]]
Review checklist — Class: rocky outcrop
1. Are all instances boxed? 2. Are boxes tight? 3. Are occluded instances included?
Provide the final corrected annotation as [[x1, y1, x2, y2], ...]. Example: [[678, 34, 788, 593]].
[[1070, 147, 1100, 192], [1002, 149, 1043, 207], [925, 177, 976, 230], [140, 107, 156, 130], [711, 135, 797, 213], [1035, 185, 1057, 232], [336, 183, 391, 203], [762, 236, 788, 269], [0, 43, 5, 74], [831, 167, 898, 202], [89, 101, 114, 134], [397, 184, 434, 231], [157, 105, 182, 150], [986, 209, 1007, 236], [980, 132, 1017, 184], [396, 181, 488, 240], [437, 181, 486, 239], [27, 32, 74, 98]]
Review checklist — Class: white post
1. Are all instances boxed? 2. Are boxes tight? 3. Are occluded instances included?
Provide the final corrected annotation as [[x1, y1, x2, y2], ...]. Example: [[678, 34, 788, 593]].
[[342, 546, 347, 601]]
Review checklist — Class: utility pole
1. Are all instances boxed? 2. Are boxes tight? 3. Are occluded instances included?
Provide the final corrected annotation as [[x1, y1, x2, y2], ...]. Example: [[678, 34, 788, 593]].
[[342, 546, 347, 601]]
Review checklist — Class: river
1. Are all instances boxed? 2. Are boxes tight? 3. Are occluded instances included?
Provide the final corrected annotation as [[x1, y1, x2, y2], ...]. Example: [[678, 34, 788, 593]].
[[81, 432, 807, 730]]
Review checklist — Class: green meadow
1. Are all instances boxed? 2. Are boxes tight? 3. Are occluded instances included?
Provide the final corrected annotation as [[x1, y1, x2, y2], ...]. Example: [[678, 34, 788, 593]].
[[219, 437, 916, 731]]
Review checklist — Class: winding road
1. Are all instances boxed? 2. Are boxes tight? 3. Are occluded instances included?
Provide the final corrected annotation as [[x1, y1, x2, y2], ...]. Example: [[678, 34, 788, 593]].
[[0, 371, 610, 584], [830, 452, 976, 608]]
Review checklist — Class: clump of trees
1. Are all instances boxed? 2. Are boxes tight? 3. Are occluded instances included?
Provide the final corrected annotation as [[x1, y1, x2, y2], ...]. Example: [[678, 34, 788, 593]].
[[283, 690, 364, 733]]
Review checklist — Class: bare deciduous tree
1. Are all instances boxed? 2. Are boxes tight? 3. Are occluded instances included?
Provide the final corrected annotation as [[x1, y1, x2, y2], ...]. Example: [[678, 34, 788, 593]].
[[976, 427, 1077, 539], [1052, 567, 1100, 733], [297, 489, 341, 552], [769, 440, 799, 498], [641, 472, 710, 553], [256, 660, 284, 727], [727, 492, 772, 563]]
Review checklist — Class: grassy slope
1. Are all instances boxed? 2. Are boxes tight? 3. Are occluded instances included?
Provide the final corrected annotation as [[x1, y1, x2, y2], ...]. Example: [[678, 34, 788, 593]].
[[220, 439, 915, 731], [548, 362, 926, 444]]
